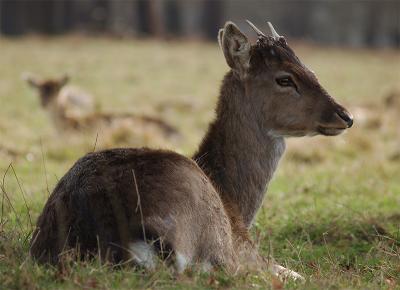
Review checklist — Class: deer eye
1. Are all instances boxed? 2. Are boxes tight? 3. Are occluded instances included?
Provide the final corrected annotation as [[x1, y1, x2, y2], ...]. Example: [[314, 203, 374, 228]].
[[276, 76, 294, 87]]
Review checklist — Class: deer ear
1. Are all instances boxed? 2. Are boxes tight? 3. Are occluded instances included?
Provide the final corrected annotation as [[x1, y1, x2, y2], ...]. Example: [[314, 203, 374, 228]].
[[217, 28, 224, 49], [220, 22, 251, 73], [22, 73, 40, 88], [60, 75, 69, 86]]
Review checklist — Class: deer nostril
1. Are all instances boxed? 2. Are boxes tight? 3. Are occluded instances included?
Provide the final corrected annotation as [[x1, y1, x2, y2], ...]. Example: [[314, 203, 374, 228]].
[[347, 117, 353, 128], [337, 110, 353, 128]]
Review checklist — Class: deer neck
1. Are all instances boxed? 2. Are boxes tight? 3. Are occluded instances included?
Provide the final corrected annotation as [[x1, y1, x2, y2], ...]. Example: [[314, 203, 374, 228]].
[[193, 71, 285, 228]]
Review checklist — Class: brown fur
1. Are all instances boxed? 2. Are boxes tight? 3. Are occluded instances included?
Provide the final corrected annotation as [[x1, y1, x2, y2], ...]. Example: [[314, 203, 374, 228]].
[[31, 149, 238, 269], [30, 22, 352, 277]]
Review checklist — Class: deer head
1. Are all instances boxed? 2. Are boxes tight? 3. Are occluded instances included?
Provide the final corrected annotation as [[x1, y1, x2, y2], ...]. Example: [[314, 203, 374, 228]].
[[218, 21, 353, 137], [24, 74, 69, 107]]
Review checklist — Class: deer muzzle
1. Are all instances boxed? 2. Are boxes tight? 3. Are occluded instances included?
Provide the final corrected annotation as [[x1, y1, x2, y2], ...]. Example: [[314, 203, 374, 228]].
[[316, 103, 354, 136], [336, 109, 353, 128]]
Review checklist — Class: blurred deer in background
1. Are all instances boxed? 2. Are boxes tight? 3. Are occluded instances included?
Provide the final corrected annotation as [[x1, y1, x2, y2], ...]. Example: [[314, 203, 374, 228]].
[[24, 73, 95, 130], [23, 73, 179, 142], [30, 21, 353, 281]]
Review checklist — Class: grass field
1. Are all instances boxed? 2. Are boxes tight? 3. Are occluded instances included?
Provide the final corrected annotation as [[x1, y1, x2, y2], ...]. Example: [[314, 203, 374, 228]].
[[0, 36, 399, 289]]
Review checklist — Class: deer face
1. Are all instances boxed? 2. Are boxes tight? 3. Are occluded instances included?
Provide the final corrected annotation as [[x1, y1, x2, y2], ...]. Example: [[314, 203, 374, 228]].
[[219, 22, 353, 137], [25, 75, 69, 107]]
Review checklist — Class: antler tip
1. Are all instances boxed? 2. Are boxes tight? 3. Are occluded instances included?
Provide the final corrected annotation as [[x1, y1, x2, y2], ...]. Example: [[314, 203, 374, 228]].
[[267, 21, 280, 39], [245, 19, 266, 37]]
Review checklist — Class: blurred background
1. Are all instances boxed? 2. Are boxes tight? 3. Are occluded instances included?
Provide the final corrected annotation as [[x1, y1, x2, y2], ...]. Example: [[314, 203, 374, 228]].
[[1, 0, 399, 47]]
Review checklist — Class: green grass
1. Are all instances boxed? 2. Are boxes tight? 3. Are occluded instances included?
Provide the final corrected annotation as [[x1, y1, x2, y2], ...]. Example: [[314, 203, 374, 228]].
[[0, 36, 399, 289]]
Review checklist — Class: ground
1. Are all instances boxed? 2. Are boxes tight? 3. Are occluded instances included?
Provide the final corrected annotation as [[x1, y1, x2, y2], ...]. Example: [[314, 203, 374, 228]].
[[0, 36, 399, 289]]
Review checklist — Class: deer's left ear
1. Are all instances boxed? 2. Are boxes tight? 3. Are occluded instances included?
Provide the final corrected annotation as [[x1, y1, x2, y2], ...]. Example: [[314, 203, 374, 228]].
[[22, 73, 40, 88], [219, 22, 251, 74]]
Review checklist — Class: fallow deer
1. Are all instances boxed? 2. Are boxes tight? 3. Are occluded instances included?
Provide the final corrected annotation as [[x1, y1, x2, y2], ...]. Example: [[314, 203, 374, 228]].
[[30, 21, 353, 281], [24, 73, 95, 129], [24, 73, 179, 141]]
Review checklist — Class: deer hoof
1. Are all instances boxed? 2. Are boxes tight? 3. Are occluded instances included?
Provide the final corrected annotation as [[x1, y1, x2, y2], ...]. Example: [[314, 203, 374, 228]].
[[270, 264, 305, 282]]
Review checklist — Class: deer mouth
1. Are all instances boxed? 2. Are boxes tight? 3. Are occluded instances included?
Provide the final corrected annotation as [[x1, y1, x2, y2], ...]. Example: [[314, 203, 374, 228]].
[[317, 125, 347, 136]]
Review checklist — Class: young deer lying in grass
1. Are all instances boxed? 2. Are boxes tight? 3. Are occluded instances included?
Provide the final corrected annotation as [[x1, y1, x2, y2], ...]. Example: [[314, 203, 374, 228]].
[[24, 74, 179, 140], [24, 73, 95, 129], [30, 21, 353, 280]]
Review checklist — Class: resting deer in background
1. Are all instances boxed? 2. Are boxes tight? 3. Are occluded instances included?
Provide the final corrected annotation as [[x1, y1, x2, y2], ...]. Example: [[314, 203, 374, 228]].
[[30, 21, 353, 281], [24, 73, 95, 129], [24, 73, 179, 140]]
